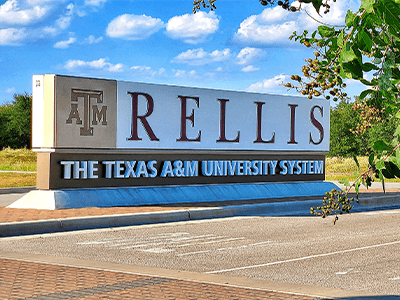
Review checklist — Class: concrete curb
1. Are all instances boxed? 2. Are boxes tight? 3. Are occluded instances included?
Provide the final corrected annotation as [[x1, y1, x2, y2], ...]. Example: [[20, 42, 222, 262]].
[[0, 210, 191, 237], [0, 186, 36, 195], [1, 194, 400, 237]]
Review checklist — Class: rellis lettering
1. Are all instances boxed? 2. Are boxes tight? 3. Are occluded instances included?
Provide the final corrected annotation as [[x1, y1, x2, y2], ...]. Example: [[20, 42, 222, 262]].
[[127, 92, 324, 145]]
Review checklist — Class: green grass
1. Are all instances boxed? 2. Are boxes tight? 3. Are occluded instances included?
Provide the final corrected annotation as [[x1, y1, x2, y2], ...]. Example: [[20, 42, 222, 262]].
[[0, 147, 37, 171], [325, 156, 400, 183], [0, 173, 36, 188]]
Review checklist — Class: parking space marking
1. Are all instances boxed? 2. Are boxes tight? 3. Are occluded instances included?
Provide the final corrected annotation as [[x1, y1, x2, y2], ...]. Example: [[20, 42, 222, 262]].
[[206, 240, 400, 274], [74, 232, 253, 256], [178, 237, 246, 247], [389, 277, 400, 281], [73, 229, 304, 260], [215, 241, 273, 252], [75, 232, 192, 246], [107, 234, 229, 249], [177, 241, 274, 257], [177, 250, 212, 256]]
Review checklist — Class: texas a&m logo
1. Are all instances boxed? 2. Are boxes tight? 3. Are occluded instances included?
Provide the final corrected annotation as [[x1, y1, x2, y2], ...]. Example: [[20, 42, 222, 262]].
[[66, 89, 107, 136]]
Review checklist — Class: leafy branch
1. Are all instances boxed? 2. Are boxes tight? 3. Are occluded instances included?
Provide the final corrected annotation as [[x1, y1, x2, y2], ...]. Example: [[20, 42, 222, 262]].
[[193, 0, 336, 14], [311, 140, 400, 224], [284, 0, 400, 222], [194, 0, 400, 223]]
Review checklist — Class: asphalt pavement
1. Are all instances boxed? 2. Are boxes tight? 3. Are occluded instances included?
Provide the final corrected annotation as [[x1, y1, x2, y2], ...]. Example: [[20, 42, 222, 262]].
[[0, 182, 399, 299]]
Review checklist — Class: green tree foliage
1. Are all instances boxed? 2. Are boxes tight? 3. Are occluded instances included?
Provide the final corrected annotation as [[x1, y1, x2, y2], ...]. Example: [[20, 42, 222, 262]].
[[284, 0, 400, 219], [0, 94, 32, 149], [329, 100, 368, 157], [286, 0, 400, 220], [194, 0, 400, 221], [328, 100, 397, 157]]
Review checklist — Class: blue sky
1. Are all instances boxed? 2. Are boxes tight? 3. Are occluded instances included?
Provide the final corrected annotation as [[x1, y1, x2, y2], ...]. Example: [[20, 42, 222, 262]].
[[0, 0, 364, 106]]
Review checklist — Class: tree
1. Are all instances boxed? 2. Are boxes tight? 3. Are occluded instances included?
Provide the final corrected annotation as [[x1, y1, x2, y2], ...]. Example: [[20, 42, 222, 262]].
[[328, 100, 397, 157], [0, 94, 32, 149], [285, 0, 400, 221], [194, 0, 400, 221], [329, 100, 368, 157]]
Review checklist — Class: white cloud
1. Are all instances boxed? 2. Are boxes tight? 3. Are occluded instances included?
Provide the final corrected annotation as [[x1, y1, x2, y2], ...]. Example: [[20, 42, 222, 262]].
[[84, 0, 106, 6], [26, 0, 55, 5], [236, 47, 266, 65], [259, 5, 292, 23], [233, 8, 297, 46], [0, 28, 27, 45], [247, 74, 288, 93], [106, 14, 164, 40], [53, 36, 76, 49], [5, 87, 16, 93], [242, 65, 259, 72], [171, 48, 231, 66], [296, 0, 352, 29], [84, 35, 103, 44], [108, 63, 124, 72], [55, 3, 74, 30], [233, 0, 358, 46], [0, 1, 102, 46], [131, 65, 166, 77], [64, 58, 124, 72], [0, 0, 50, 26], [31, 3, 86, 41], [166, 11, 219, 44], [174, 70, 198, 78]]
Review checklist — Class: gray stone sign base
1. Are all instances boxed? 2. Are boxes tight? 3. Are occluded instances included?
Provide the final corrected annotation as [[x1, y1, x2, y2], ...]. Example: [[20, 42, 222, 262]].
[[8, 181, 338, 210]]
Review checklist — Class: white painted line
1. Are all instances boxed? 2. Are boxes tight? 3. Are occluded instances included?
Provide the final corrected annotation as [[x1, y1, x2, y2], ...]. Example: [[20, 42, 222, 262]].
[[110, 234, 222, 249], [389, 277, 400, 281], [179, 237, 246, 247], [206, 240, 400, 274], [216, 241, 273, 252], [76, 241, 112, 245], [140, 248, 174, 253], [174, 236, 229, 247], [116, 235, 230, 250], [177, 241, 273, 256], [167, 234, 218, 242], [153, 232, 190, 237], [77, 232, 191, 246], [335, 269, 353, 275], [177, 250, 212, 256], [118, 241, 166, 249]]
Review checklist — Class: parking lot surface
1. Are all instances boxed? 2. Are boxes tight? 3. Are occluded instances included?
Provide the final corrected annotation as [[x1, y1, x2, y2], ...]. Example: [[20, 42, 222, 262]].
[[0, 209, 399, 298]]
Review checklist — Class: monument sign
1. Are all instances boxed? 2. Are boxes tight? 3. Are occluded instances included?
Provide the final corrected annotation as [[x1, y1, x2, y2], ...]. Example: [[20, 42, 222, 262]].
[[11, 74, 334, 209]]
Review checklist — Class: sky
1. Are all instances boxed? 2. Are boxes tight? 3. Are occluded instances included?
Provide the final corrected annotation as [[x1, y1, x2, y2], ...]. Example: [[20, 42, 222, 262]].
[[0, 0, 365, 106]]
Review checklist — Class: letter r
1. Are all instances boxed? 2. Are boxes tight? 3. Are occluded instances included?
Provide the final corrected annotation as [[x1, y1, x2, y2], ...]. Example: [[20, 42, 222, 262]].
[[127, 92, 159, 141]]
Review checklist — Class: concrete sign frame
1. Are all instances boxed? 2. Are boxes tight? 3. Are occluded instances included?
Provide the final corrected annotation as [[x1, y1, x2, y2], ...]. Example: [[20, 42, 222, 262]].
[[10, 74, 336, 210]]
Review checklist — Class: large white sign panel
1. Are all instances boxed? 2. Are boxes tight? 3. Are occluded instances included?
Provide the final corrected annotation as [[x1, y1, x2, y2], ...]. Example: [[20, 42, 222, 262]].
[[117, 81, 329, 151]]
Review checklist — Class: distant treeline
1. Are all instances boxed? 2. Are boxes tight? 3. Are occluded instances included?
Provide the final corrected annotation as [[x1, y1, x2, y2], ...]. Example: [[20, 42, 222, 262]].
[[329, 100, 396, 157], [0, 94, 31, 149], [0, 94, 395, 156]]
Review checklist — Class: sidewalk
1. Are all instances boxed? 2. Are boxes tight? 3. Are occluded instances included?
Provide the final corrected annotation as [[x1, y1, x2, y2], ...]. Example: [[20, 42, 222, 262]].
[[0, 255, 323, 300]]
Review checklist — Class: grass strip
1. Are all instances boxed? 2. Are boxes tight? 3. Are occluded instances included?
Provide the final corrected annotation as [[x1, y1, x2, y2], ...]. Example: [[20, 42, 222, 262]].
[[0, 148, 36, 171], [0, 173, 36, 188]]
